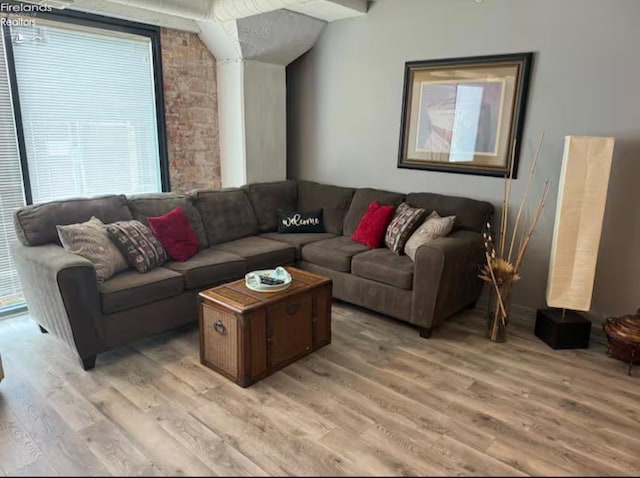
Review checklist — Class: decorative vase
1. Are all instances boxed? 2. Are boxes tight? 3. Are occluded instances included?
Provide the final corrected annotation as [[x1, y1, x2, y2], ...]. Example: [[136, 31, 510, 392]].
[[487, 284, 512, 342]]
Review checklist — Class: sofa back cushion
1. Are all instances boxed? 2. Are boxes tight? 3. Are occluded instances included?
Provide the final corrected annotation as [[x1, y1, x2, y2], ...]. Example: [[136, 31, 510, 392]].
[[405, 192, 494, 232], [127, 193, 208, 249], [343, 188, 405, 237], [193, 188, 258, 245], [245, 180, 297, 233], [297, 180, 355, 235], [14, 194, 132, 246]]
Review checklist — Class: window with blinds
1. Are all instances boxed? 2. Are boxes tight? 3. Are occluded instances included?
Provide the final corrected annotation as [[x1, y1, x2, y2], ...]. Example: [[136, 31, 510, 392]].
[[11, 21, 163, 203], [0, 30, 26, 313], [0, 15, 167, 315]]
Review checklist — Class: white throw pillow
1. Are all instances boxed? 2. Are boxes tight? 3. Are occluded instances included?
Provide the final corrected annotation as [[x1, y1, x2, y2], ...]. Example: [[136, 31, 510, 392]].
[[57, 216, 129, 282], [404, 211, 456, 261]]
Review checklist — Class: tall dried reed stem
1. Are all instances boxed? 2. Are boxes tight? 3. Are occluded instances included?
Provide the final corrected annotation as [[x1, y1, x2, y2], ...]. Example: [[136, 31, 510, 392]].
[[498, 142, 517, 258], [508, 132, 545, 263], [514, 180, 550, 273]]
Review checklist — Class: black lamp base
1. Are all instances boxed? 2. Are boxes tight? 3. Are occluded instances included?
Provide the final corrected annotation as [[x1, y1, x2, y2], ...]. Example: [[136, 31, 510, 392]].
[[534, 308, 591, 349]]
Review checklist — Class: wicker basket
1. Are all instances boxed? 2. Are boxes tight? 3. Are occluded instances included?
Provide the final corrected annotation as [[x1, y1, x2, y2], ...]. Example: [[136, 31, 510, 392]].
[[602, 310, 640, 365]]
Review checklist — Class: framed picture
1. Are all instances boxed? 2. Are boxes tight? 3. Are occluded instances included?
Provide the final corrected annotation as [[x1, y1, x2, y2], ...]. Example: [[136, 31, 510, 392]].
[[397, 52, 533, 178]]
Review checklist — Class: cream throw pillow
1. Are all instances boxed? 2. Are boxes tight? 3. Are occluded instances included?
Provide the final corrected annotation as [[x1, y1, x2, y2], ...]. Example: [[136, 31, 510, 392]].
[[404, 211, 456, 261], [57, 216, 128, 282]]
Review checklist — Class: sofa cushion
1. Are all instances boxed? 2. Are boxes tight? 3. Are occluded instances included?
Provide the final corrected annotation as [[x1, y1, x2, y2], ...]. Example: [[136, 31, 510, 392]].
[[14, 194, 132, 246], [165, 249, 246, 290], [194, 189, 258, 245], [260, 232, 337, 259], [127, 192, 208, 249], [352, 248, 415, 290], [297, 180, 354, 235], [245, 180, 297, 233], [211, 236, 296, 271], [405, 192, 494, 233], [343, 188, 405, 237], [100, 267, 184, 314], [301, 236, 369, 272]]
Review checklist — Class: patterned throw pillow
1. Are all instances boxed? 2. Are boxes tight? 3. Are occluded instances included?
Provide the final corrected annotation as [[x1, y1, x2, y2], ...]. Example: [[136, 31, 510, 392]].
[[57, 217, 128, 282], [106, 220, 168, 273], [404, 211, 456, 261], [384, 202, 426, 254]]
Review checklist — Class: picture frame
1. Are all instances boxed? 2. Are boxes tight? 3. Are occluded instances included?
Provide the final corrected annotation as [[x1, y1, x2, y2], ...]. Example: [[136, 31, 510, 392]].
[[397, 52, 533, 178]]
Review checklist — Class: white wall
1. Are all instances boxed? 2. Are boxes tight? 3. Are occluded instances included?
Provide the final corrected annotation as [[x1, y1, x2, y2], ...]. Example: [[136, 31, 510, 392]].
[[244, 60, 287, 184], [287, 0, 640, 319], [217, 61, 247, 187], [215, 60, 288, 187]]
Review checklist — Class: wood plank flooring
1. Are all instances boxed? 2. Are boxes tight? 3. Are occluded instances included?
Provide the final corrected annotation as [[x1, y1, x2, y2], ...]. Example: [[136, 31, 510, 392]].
[[0, 302, 639, 476]]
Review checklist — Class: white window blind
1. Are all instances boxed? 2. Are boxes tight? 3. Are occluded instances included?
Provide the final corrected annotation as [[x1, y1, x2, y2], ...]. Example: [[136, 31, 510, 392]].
[[11, 21, 162, 203], [0, 30, 26, 311]]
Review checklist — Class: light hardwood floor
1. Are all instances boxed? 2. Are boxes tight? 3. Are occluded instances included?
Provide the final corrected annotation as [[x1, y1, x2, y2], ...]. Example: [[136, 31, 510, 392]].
[[0, 303, 639, 476]]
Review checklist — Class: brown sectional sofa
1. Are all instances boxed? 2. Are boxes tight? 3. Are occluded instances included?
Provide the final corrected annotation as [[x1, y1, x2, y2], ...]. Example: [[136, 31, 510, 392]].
[[12, 180, 493, 369]]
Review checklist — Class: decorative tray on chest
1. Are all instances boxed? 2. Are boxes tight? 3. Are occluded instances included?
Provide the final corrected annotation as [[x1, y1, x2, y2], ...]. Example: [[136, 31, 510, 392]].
[[245, 267, 292, 293]]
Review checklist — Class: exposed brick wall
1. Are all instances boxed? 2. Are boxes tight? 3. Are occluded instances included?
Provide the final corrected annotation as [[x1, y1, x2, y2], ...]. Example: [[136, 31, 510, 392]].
[[160, 28, 220, 192]]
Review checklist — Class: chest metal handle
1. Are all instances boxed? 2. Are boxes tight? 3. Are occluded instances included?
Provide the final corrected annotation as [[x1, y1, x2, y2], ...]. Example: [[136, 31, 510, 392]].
[[286, 302, 300, 316], [213, 320, 227, 335]]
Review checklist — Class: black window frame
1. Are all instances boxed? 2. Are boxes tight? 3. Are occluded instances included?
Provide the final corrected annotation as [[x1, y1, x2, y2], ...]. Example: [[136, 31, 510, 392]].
[[1, 3, 170, 204]]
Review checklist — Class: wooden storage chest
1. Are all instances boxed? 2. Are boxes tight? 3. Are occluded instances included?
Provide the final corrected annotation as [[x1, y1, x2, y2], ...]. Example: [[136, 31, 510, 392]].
[[199, 267, 332, 387]]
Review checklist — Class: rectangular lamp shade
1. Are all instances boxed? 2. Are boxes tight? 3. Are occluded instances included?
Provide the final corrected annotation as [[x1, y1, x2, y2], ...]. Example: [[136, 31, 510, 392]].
[[546, 136, 615, 311]]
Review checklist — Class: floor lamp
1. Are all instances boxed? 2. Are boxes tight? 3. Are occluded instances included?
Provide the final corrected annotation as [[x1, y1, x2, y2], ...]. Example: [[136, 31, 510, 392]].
[[535, 136, 615, 349]]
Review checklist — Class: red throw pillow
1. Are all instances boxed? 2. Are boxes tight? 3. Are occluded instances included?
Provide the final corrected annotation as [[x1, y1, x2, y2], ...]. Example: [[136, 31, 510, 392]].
[[147, 207, 198, 262], [351, 201, 395, 248]]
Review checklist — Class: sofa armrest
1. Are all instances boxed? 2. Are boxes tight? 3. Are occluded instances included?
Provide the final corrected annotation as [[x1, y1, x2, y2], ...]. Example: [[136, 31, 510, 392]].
[[11, 241, 102, 363], [411, 230, 484, 330]]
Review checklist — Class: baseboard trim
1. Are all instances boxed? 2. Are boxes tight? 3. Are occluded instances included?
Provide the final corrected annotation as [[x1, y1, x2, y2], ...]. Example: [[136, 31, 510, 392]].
[[474, 298, 608, 346]]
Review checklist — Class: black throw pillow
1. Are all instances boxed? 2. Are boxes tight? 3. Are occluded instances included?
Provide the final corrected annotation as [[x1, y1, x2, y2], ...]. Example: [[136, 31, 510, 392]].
[[277, 209, 325, 233]]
